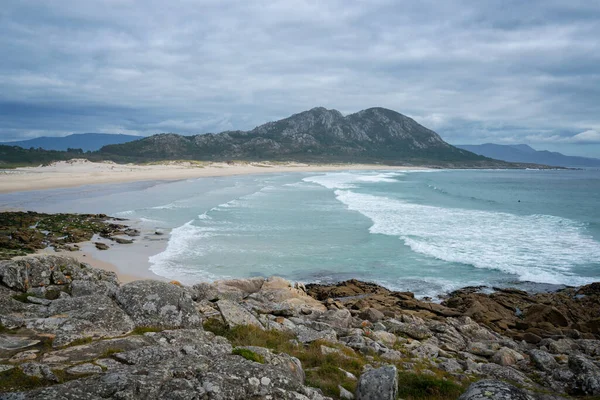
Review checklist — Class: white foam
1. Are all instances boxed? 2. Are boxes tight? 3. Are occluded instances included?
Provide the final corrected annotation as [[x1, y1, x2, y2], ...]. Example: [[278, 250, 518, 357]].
[[283, 181, 311, 188], [114, 210, 135, 216], [151, 202, 184, 210], [138, 217, 164, 224], [149, 220, 225, 283], [303, 171, 404, 189], [334, 190, 600, 286]]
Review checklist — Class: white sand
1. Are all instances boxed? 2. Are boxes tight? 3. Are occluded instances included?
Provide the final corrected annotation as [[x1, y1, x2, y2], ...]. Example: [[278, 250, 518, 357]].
[[0, 159, 429, 194]]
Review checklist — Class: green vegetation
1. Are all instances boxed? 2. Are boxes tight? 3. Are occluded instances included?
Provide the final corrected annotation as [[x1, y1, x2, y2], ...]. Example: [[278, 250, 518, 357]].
[[232, 348, 265, 363], [204, 320, 362, 397], [0, 211, 132, 260], [204, 319, 471, 400], [0, 322, 15, 334], [397, 371, 466, 400], [131, 326, 164, 335], [100, 348, 123, 358], [12, 292, 32, 303], [0, 368, 44, 392]]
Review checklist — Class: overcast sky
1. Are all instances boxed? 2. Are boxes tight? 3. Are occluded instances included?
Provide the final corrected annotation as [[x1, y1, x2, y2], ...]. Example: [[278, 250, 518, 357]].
[[1, 0, 600, 156]]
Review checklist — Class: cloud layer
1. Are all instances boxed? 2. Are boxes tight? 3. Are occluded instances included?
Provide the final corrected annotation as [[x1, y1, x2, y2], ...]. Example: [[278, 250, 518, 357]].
[[1, 0, 599, 155]]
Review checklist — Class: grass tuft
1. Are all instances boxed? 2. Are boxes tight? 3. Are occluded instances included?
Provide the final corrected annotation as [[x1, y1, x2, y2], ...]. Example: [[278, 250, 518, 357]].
[[232, 348, 265, 363], [0, 368, 44, 392], [12, 292, 31, 303], [396, 371, 466, 400]]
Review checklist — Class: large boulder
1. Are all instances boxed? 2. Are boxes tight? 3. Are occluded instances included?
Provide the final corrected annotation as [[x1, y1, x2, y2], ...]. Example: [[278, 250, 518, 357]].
[[245, 276, 326, 316], [217, 299, 263, 329], [114, 280, 202, 329], [525, 305, 569, 327], [355, 365, 397, 400], [34, 294, 135, 347], [491, 347, 525, 366], [568, 354, 600, 395], [458, 380, 534, 400], [529, 349, 557, 372]]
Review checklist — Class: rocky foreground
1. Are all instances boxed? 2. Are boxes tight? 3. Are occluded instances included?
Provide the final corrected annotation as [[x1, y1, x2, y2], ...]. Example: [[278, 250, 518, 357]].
[[1, 256, 599, 399]]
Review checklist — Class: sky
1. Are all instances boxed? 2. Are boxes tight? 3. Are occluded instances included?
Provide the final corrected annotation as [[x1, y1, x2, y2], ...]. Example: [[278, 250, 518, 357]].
[[1, 0, 600, 157]]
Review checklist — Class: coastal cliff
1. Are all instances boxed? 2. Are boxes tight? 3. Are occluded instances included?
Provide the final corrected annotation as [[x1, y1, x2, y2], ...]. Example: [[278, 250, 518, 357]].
[[1, 256, 599, 399]]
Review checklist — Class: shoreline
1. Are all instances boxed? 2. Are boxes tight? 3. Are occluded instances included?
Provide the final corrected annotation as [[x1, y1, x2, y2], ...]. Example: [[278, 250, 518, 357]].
[[0, 160, 430, 194]]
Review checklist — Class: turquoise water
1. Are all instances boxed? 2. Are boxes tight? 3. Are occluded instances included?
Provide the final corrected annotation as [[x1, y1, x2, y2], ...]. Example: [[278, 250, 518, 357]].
[[2, 169, 599, 297]]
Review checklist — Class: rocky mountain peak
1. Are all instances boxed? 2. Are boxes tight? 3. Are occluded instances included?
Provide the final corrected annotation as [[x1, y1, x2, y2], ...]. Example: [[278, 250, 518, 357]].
[[99, 106, 496, 166]]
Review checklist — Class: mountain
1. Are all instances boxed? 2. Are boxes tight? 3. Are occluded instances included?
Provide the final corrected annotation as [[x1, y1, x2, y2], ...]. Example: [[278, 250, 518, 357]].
[[456, 143, 600, 168], [2, 133, 140, 152], [100, 107, 504, 166]]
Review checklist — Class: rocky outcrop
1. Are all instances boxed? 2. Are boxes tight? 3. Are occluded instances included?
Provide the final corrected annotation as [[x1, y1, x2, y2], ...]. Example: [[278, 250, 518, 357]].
[[0, 211, 138, 260], [114, 280, 201, 329], [443, 284, 600, 339], [458, 380, 534, 400], [1, 256, 600, 400]]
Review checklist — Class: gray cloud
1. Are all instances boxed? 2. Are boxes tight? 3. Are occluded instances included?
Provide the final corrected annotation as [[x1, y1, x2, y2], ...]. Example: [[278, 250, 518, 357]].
[[1, 0, 599, 156]]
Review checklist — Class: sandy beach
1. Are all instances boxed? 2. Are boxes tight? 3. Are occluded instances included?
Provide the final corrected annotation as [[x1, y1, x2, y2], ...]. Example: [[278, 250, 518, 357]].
[[0, 159, 428, 194], [1, 159, 430, 284], [32, 233, 170, 284]]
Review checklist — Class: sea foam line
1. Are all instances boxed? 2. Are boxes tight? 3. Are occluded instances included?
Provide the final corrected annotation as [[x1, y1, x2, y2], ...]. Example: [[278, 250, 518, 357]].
[[332, 189, 600, 286]]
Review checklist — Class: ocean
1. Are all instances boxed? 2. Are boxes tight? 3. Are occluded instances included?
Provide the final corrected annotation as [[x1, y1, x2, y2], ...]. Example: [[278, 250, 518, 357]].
[[2, 168, 599, 298]]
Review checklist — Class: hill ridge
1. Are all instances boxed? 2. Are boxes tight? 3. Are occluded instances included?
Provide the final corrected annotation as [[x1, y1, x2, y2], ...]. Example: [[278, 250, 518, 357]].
[[99, 106, 498, 166]]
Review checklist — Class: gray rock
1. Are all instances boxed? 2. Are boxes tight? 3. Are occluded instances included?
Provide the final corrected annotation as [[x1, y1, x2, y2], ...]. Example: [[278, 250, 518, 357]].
[[217, 299, 263, 329], [9, 350, 39, 363], [409, 341, 440, 359], [371, 331, 397, 347], [529, 349, 557, 372], [380, 350, 404, 362], [114, 280, 202, 329], [245, 276, 326, 316], [0, 335, 40, 351], [384, 319, 431, 340], [439, 358, 463, 373], [66, 363, 103, 375], [41, 336, 151, 367], [191, 282, 219, 301], [458, 379, 534, 400], [317, 309, 352, 329], [293, 323, 337, 343], [548, 338, 578, 355], [355, 365, 397, 400], [467, 341, 501, 357], [491, 347, 525, 366], [41, 294, 135, 346], [0, 255, 119, 292], [478, 363, 533, 387], [359, 308, 384, 323], [71, 279, 117, 297], [0, 364, 15, 373], [20, 362, 59, 382], [26, 296, 51, 306], [235, 346, 305, 383], [568, 354, 600, 395], [339, 385, 355, 399]]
